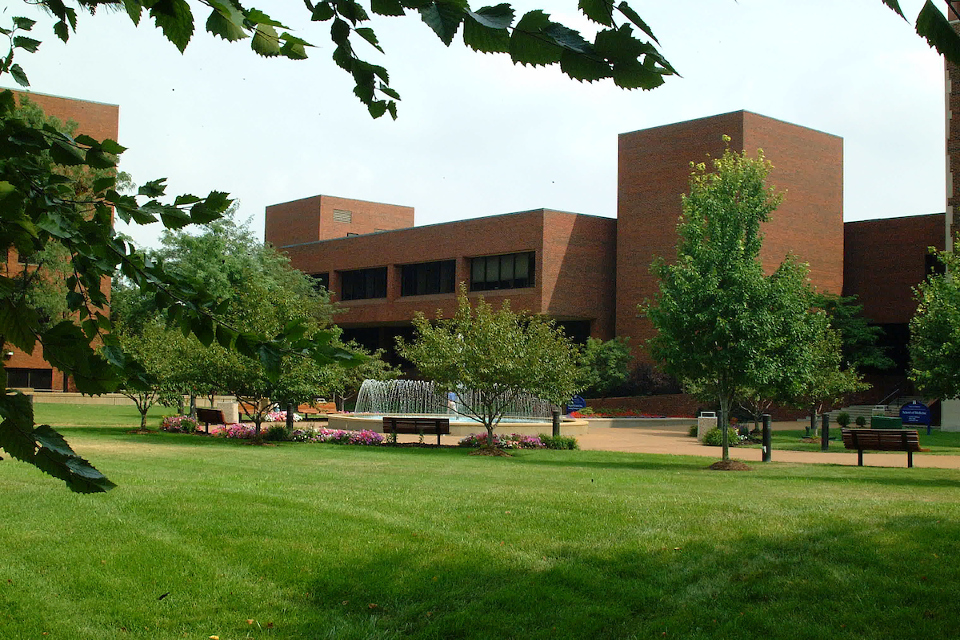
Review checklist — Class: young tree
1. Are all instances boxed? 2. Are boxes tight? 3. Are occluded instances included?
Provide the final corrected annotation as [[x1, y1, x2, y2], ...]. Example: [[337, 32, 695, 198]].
[[579, 336, 633, 398], [645, 145, 826, 462], [909, 244, 960, 399], [397, 290, 580, 449]]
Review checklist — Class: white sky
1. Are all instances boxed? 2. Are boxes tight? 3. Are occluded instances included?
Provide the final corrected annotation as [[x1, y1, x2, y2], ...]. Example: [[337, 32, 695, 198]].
[[5, 0, 948, 249]]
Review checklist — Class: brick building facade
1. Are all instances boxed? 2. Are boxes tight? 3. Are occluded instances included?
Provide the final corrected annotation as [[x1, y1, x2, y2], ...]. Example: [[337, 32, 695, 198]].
[[3, 91, 120, 391], [267, 110, 847, 367]]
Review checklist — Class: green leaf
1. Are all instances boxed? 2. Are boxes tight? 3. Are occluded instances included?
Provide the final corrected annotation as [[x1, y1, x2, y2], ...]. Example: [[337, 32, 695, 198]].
[[371, 0, 405, 17], [420, 1, 465, 46], [9, 64, 29, 88], [206, 1, 248, 42], [53, 20, 69, 42], [311, 2, 336, 21], [149, 0, 195, 53], [252, 23, 281, 56], [916, 1, 960, 66], [138, 178, 167, 198], [122, 0, 143, 25], [50, 139, 86, 165], [379, 83, 401, 100], [85, 149, 117, 170], [510, 11, 562, 66], [355, 27, 384, 53], [0, 180, 15, 201], [100, 139, 127, 154], [13, 36, 41, 53], [192, 316, 215, 347], [160, 207, 192, 229], [880, 0, 907, 20], [560, 48, 609, 82], [92, 175, 116, 193], [258, 342, 283, 380], [578, 0, 613, 27], [12, 17, 37, 30], [616, 2, 659, 45], [0, 298, 39, 354], [463, 10, 510, 53], [174, 193, 201, 206], [31, 424, 117, 493], [245, 9, 289, 29]]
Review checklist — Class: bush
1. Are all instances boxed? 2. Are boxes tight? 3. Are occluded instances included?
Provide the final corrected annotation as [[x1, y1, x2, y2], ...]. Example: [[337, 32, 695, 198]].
[[265, 424, 290, 441], [855, 415, 867, 427], [836, 412, 851, 428], [538, 434, 580, 450], [214, 424, 257, 439], [702, 426, 742, 447], [688, 424, 698, 438], [160, 415, 198, 433]]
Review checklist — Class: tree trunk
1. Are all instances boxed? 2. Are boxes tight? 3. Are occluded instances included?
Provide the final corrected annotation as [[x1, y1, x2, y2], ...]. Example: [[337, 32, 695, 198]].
[[189, 394, 196, 418], [140, 407, 148, 431]]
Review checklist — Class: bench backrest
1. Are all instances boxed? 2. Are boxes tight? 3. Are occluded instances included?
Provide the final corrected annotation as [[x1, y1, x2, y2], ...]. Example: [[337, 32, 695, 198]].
[[382, 417, 451, 434], [196, 407, 226, 424], [842, 428, 920, 452]]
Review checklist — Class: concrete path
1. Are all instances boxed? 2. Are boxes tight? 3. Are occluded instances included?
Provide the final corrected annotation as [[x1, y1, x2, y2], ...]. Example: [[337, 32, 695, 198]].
[[575, 422, 960, 469], [396, 421, 960, 469]]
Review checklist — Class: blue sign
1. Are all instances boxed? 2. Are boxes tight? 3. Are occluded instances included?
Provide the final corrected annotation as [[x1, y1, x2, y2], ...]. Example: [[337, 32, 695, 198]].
[[899, 402, 932, 426], [567, 395, 587, 413]]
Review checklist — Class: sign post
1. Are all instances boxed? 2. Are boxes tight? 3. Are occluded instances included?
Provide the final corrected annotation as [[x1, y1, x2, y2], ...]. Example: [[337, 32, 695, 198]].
[[899, 401, 933, 435]]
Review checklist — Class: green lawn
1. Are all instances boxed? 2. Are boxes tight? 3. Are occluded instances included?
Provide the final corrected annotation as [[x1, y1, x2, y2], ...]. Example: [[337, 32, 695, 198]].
[[2, 404, 960, 639]]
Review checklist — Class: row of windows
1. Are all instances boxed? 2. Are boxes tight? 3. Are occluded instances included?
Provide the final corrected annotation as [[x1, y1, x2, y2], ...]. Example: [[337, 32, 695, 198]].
[[6, 367, 53, 389], [312, 252, 536, 301]]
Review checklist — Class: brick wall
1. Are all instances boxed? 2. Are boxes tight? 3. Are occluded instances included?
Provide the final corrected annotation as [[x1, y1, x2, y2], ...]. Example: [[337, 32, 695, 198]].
[[616, 110, 844, 362], [843, 213, 944, 324], [265, 195, 415, 247]]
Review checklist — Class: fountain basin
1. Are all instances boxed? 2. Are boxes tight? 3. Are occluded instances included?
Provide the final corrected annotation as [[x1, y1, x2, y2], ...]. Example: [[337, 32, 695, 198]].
[[328, 413, 590, 437]]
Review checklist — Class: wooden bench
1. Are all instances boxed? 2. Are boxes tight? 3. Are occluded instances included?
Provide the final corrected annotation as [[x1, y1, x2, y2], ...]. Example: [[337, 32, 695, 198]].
[[841, 428, 922, 468], [382, 417, 450, 445], [195, 407, 226, 434]]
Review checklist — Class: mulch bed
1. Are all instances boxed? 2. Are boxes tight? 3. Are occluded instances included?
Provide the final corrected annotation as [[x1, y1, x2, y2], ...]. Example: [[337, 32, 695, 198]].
[[708, 459, 752, 471]]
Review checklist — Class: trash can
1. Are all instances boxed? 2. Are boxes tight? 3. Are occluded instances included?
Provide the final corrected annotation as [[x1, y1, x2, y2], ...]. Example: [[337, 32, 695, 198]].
[[697, 412, 718, 441]]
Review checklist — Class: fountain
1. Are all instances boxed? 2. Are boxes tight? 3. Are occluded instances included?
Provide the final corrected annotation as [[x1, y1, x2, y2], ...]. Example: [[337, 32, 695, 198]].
[[329, 379, 588, 436]]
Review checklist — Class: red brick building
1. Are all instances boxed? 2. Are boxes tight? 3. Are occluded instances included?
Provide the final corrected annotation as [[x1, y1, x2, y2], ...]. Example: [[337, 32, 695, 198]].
[[3, 91, 120, 391], [267, 110, 847, 365]]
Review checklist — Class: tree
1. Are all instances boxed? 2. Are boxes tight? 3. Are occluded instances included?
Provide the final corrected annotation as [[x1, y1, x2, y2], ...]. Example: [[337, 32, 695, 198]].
[[812, 292, 894, 372], [909, 243, 960, 399], [396, 290, 580, 449], [579, 336, 633, 398], [112, 320, 182, 431], [645, 145, 827, 462]]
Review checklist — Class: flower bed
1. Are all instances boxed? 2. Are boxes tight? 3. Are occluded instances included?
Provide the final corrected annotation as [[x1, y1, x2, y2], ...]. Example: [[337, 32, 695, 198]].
[[264, 410, 302, 423], [159, 415, 198, 433], [458, 433, 545, 449], [290, 427, 384, 446]]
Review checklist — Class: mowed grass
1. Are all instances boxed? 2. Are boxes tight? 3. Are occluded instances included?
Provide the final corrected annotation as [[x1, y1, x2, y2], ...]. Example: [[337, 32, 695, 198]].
[[1, 405, 959, 639]]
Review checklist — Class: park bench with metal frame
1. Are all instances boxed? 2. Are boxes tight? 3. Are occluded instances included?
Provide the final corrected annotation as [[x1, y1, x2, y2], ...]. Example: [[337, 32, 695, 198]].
[[382, 416, 450, 445], [841, 428, 922, 468]]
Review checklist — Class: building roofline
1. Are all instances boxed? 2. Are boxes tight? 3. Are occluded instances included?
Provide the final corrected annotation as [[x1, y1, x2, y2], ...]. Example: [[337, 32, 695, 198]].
[[619, 109, 843, 141], [4, 86, 120, 109], [844, 212, 945, 224], [266, 193, 415, 210], [274, 207, 614, 249]]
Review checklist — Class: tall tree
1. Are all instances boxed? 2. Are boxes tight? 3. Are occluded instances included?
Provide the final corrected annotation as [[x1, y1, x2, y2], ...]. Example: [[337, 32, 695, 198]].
[[645, 145, 828, 462], [909, 243, 960, 399], [579, 336, 633, 398], [812, 292, 894, 372], [397, 290, 580, 449]]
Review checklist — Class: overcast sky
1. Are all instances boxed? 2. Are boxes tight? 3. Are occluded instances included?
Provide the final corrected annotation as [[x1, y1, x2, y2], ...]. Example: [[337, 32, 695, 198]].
[[6, 0, 948, 248]]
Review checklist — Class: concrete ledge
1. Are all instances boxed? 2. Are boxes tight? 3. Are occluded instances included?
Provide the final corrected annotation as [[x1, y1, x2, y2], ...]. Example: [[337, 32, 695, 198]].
[[328, 414, 590, 436], [584, 417, 696, 429]]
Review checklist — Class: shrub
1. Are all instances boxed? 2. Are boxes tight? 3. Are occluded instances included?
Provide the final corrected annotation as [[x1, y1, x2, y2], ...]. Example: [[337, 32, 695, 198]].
[[836, 412, 851, 427], [688, 424, 698, 438], [702, 427, 743, 447], [265, 424, 290, 441], [538, 434, 580, 450], [855, 415, 867, 427], [160, 415, 198, 433]]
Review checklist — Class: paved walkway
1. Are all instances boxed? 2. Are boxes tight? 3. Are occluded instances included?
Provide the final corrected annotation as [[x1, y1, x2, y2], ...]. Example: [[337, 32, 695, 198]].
[[397, 422, 960, 469], [575, 422, 960, 469]]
